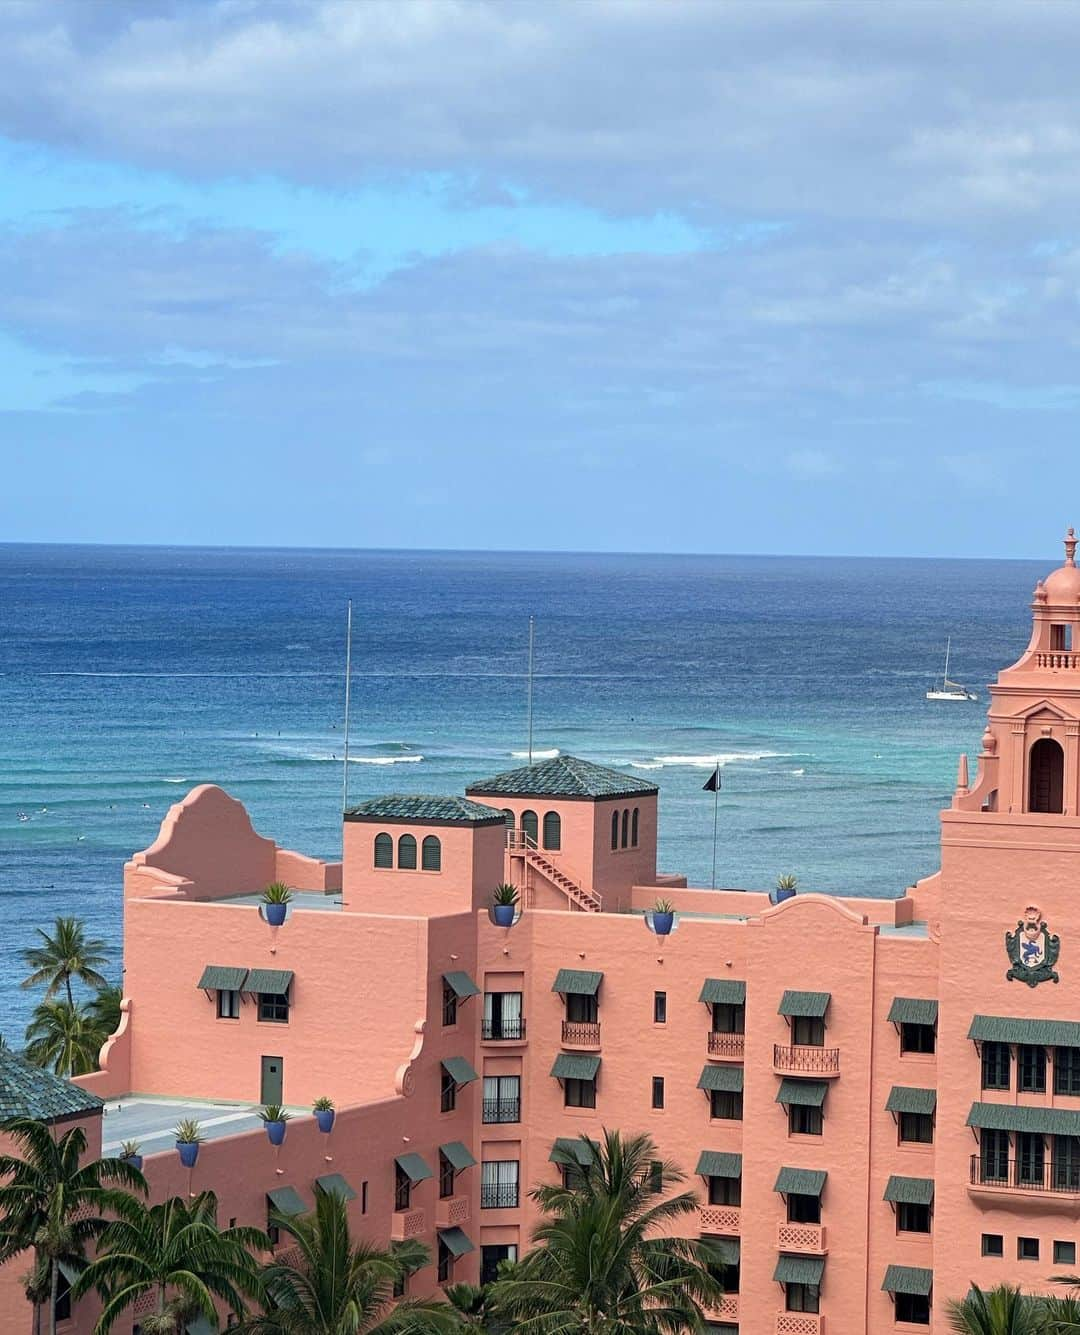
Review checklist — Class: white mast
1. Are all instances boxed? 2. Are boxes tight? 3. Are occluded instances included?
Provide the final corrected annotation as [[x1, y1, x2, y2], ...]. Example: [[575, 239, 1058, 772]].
[[527, 615, 535, 765], [341, 599, 353, 818], [943, 635, 951, 687]]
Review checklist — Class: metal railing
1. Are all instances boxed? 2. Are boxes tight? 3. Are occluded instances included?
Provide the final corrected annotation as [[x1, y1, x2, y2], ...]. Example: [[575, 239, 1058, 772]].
[[481, 1184, 520, 1209], [562, 1020, 601, 1046], [482, 1098, 521, 1124], [773, 1044, 840, 1075], [482, 1018, 527, 1041], [709, 1031, 745, 1058], [969, 1154, 1080, 1194]]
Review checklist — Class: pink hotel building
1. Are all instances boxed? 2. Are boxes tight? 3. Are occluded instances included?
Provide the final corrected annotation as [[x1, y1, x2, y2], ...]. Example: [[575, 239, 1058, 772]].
[[11, 534, 1080, 1333]]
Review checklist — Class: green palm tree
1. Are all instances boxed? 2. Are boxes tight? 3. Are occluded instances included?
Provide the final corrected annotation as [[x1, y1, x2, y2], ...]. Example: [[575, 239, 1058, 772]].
[[947, 1283, 1048, 1334], [86, 983, 123, 1044], [24, 1000, 103, 1076], [21, 918, 109, 1007], [72, 1190, 267, 1334], [489, 1128, 726, 1334], [237, 1182, 459, 1333], [0, 1116, 145, 1335], [1046, 1293, 1080, 1334]]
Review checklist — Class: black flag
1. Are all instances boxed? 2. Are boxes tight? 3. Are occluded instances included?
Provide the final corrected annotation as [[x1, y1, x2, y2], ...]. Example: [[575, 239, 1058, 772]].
[[703, 764, 722, 792]]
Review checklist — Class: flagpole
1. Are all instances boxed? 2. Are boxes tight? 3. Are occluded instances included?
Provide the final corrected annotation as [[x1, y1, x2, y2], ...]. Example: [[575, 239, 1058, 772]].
[[341, 599, 353, 821], [710, 761, 720, 890], [526, 615, 535, 765]]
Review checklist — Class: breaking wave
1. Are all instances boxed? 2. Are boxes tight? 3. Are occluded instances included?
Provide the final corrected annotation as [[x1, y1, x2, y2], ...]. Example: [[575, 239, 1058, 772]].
[[510, 748, 559, 759]]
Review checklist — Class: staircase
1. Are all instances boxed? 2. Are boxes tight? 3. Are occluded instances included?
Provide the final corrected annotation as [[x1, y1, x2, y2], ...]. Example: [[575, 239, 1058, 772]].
[[509, 832, 601, 912]]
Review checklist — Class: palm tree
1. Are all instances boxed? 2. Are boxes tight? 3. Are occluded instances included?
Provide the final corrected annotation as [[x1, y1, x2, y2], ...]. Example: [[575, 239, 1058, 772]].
[[237, 1182, 459, 1333], [0, 1116, 145, 1335], [86, 983, 122, 1044], [21, 918, 109, 1007], [445, 1281, 508, 1332], [947, 1283, 1048, 1334], [72, 1189, 267, 1334], [24, 1000, 103, 1077], [489, 1128, 726, 1334]]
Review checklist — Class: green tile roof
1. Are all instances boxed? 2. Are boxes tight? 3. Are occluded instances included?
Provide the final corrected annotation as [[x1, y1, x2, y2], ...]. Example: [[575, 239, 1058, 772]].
[[886, 1086, 937, 1116], [884, 1176, 934, 1206], [699, 979, 746, 1005], [775, 1167, 827, 1196], [887, 997, 939, 1026], [467, 754, 659, 800], [267, 1186, 306, 1217], [774, 1255, 825, 1285], [696, 1151, 742, 1178], [967, 1102, 1080, 1135], [344, 795, 505, 825], [440, 1141, 477, 1171], [0, 1048, 105, 1124], [552, 969, 603, 996], [395, 1152, 434, 1183], [779, 990, 831, 1018], [242, 969, 293, 995], [438, 1226, 475, 1257], [197, 965, 248, 992], [776, 1078, 828, 1107], [968, 1014, 1080, 1046], [442, 1057, 478, 1085], [443, 971, 480, 1000], [697, 1065, 744, 1092], [551, 1053, 601, 1081], [315, 1173, 356, 1201], [882, 1265, 933, 1296]]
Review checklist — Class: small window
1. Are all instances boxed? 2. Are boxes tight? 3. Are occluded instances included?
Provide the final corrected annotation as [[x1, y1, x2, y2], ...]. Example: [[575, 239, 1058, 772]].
[[542, 810, 561, 850], [708, 1174, 742, 1206], [394, 1163, 411, 1212], [981, 1233, 1003, 1257], [789, 1104, 822, 1136], [1052, 623, 1069, 651], [897, 1201, 931, 1234], [712, 1001, 745, 1034], [564, 1077, 596, 1109], [785, 1282, 820, 1313], [1056, 1047, 1080, 1095], [566, 992, 598, 1024], [258, 992, 289, 1023], [648, 1159, 663, 1192], [710, 1089, 743, 1121], [437, 1236, 451, 1284], [502, 808, 515, 828], [1055, 1240, 1076, 1266], [1019, 1044, 1047, 1093], [982, 1041, 1010, 1090], [631, 807, 639, 846], [217, 988, 240, 1019], [439, 1152, 455, 1200], [895, 1293, 930, 1325], [361, 1181, 368, 1214], [392, 1271, 405, 1299], [611, 810, 619, 850], [521, 809, 538, 846], [374, 832, 393, 868], [653, 991, 667, 1024], [621, 808, 629, 848], [54, 1276, 71, 1323], [651, 1076, 665, 1109], [1018, 1236, 1040, 1261], [442, 984, 458, 1028], [787, 1192, 820, 1224], [421, 836, 441, 871], [398, 834, 417, 870], [266, 1195, 280, 1247], [440, 1066, 457, 1113], [900, 1022, 935, 1055], [792, 1015, 825, 1047], [898, 1112, 933, 1144]]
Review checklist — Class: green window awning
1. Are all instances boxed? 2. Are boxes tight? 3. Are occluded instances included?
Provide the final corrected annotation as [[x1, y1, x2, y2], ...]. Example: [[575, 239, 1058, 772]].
[[267, 1186, 306, 1217], [779, 990, 830, 1018], [197, 965, 247, 992], [883, 1176, 934, 1206], [552, 969, 603, 996], [774, 1167, 826, 1196], [699, 979, 746, 1005], [697, 1065, 744, 1092], [57, 1260, 80, 1286], [882, 1265, 933, 1296], [774, 1255, 825, 1285], [395, 1153, 434, 1183], [551, 1053, 600, 1081], [968, 1015, 1080, 1046], [886, 1086, 937, 1116], [442, 1057, 479, 1086], [697, 1151, 742, 1178], [443, 971, 479, 999], [714, 1239, 740, 1265], [242, 968, 294, 995], [888, 997, 938, 1026], [967, 1102, 1080, 1135], [438, 1226, 475, 1257], [776, 1078, 827, 1107], [440, 1141, 477, 1171], [315, 1174, 356, 1201], [550, 1137, 598, 1167]]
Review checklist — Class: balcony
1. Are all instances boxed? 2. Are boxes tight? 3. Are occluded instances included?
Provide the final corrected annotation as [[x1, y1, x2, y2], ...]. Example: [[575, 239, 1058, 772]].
[[776, 1314, 824, 1335], [480, 1184, 520, 1210], [708, 1031, 745, 1061], [776, 1221, 827, 1255], [699, 1203, 741, 1235], [561, 1020, 601, 1049], [482, 1018, 527, 1042], [482, 1098, 521, 1124], [703, 1296, 739, 1323], [773, 1044, 840, 1077], [435, 1194, 470, 1228], [390, 1207, 425, 1241], [969, 1154, 1080, 1205]]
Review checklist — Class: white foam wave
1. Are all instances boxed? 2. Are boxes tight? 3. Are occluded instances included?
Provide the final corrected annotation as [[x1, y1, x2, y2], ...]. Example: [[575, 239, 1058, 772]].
[[629, 761, 663, 770], [652, 751, 791, 768], [161, 777, 188, 784], [349, 754, 423, 766], [791, 768, 806, 776], [510, 748, 560, 759]]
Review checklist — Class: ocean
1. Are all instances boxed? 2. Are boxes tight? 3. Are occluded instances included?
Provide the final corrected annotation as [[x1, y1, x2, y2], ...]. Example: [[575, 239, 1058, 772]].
[[0, 543, 1043, 1040]]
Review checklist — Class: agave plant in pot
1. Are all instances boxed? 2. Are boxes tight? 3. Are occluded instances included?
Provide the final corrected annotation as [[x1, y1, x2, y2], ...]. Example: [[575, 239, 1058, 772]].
[[118, 1139, 143, 1171], [261, 880, 293, 926], [651, 898, 676, 936], [260, 1104, 292, 1146], [492, 883, 519, 927], [774, 873, 798, 904], [313, 1096, 335, 1134], [173, 1118, 204, 1168]]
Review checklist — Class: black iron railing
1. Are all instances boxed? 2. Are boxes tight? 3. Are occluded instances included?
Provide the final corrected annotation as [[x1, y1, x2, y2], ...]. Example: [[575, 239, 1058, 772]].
[[482, 1018, 526, 1041], [482, 1098, 521, 1124], [970, 1154, 1080, 1194], [481, 1184, 519, 1209], [562, 1021, 601, 1045]]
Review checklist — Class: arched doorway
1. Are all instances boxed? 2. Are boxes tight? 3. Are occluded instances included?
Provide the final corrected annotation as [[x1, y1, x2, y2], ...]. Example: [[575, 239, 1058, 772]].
[[1029, 738, 1065, 813]]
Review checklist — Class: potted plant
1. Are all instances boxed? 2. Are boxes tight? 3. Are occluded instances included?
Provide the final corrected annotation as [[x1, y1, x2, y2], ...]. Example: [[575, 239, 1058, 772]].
[[492, 883, 519, 927], [174, 1119, 204, 1168], [313, 1096, 335, 1134], [118, 1139, 143, 1171], [774, 873, 798, 904], [651, 898, 675, 935], [261, 881, 293, 926], [260, 1104, 292, 1146]]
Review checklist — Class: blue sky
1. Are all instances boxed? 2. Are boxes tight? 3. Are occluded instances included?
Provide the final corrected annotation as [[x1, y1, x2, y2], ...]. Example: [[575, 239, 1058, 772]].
[[3, 0, 1080, 556]]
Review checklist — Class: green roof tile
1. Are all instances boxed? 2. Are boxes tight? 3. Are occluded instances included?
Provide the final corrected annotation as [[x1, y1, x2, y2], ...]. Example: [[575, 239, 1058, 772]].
[[778, 990, 831, 1018], [0, 1049, 104, 1124], [697, 1065, 744, 1092], [443, 971, 479, 1000], [882, 1265, 933, 1296], [774, 1167, 827, 1196], [699, 979, 746, 1005], [552, 969, 603, 996], [696, 1151, 742, 1178], [968, 1015, 1080, 1046], [886, 1086, 937, 1116], [967, 1102, 1080, 1135], [776, 1078, 828, 1107], [467, 754, 659, 800], [887, 998, 938, 1026], [884, 1176, 934, 1206], [774, 1255, 825, 1285], [344, 795, 505, 825], [551, 1053, 600, 1081]]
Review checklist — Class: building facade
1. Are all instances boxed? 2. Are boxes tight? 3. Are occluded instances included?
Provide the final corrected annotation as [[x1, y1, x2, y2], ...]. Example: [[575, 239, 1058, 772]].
[[10, 533, 1080, 1332]]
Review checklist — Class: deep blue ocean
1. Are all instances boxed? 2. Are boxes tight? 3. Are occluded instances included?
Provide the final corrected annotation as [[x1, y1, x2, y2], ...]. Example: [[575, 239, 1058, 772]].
[[0, 544, 1045, 1040]]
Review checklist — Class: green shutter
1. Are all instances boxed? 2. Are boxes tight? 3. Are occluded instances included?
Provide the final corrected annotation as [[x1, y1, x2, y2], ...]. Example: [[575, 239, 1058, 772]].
[[886, 1086, 937, 1115], [552, 969, 603, 996], [967, 1102, 1080, 1135], [887, 998, 938, 1026], [775, 1079, 827, 1107], [696, 1151, 742, 1178], [395, 1153, 433, 1183], [374, 832, 393, 868], [267, 1186, 306, 1217], [699, 979, 746, 1005], [398, 834, 417, 869], [440, 1141, 477, 1171], [442, 1057, 478, 1086], [551, 1053, 600, 1081], [778, 990, 830, 1018], [315, 1174, 357, 1201], [883, 1176, 934, 1206], [196, 966, 247, 992], [438, 1226, 475, 1256], [442, 971, 479, 999], [697, 1065, 744, 1092], [421, 836, 441, 871], [968, 1015, 1080, 1046], [774, 1255, 825, 1285], [774, 1167, 827, 1196], [242, 969, 293, 995], [882, 1265, 933, 1296]]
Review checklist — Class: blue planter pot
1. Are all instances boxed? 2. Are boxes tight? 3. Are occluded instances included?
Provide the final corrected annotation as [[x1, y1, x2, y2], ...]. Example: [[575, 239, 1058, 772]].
[[774, 888, 796, 905], [493, 904, 516, 927], [264, 902, 288, 926], [651, 911, 675, 936], [265, 1120, 287, 1146], [120, 1154, 143, 1171], [315, 1109, 335, 1134], [177, 1141, 199, 1168]]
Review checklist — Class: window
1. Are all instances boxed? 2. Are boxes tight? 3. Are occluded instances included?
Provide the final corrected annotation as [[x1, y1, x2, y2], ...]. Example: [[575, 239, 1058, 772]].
[[54, 1276, 71, 1323], [361, 1181, 368, 1214], [621, 808, 629, 848], [421, 836, 441, 871], [483, 1074, 521, 1123], [481, 1243, 517, 1285], [1029, 737, 1065, 814], [792, 1015, 825, 1047], [266, 1196, 280, 1247], [653, 991, 667, 1024], [651, 1076, 665, 1109], [786, 1283, 820, 1313], [897, 1202, 931, 1234], [1018, 1236, 1040, 1261], [1054, 1135, 1080, 1191], [542, 810, 561, 850], [439, 1151, 455, 1199], [437, 1236, 451, 1284], [788, 1192, 820, 1224], [440, 1066, 457, 1113], [981, 1233, 1003, 1257], [631, 807, 639, 846], [708, 1175, 742, 1206], [898, 1112, 933, 1145], [789, 1104, 822, 1136], [394, 1163, 411, 1212], [397, 834, 417, 870], [217, 988, 240, 1019], [895, 1293, 930, 1325], [1056, 1241, 1077, 1266], [483, 991, 524, 1041], [980, 1129, 1009, 1183], [481, 1159, 519, 1209], [611, 810, 619, 850], [1018, 1131, 1045, 1186], [374, 832, 393, 868], [901, 1023, 935, 1055], [502, 808, 514, 828], [1019, 1044, 1047, 1093], [648, 1159, 663, 1192], [710, 1089, 743, 1120], [566, 991, 598, 1024], [1056, 1048, 1080, 1095], [258, 992, 289, 1023], [442, 984, 458, 1028], [982, 1041, 1010, 1090], [521, 809, 538, 846], [392, 1272, 405, 1299], [565, 1076, 596, 1108], [712, 1001, 745, 1034]]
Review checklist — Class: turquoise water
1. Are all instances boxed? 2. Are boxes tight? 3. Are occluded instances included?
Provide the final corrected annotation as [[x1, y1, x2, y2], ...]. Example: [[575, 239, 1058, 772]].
[[0, 544, 1044, 1038]]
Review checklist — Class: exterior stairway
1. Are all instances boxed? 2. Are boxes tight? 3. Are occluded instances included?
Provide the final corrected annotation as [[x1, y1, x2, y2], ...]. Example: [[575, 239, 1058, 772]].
[[509, 834, 601, 912]]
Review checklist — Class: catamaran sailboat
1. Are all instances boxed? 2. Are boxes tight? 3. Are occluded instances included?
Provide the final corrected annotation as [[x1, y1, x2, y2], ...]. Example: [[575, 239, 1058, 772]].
[[926, 637, 977, 701]]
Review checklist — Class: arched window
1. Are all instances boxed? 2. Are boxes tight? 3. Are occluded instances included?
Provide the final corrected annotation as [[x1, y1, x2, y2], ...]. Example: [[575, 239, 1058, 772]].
[[631, 807, 639, 847], [611, 810, 619, 850], [1029, 738, 1065, 814], [398, 834, 417, 870], [503, 808, 515, 827], [521, 809, 539, 846], [543, 810, 561, 851], [422, 835, 442, 871], [621, 808, 629, 849], [374, 833, 393, 869]]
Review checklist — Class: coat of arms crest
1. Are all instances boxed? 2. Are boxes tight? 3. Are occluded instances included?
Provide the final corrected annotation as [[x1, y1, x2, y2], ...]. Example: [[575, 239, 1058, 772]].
[[1006, 905, 1060, 987]]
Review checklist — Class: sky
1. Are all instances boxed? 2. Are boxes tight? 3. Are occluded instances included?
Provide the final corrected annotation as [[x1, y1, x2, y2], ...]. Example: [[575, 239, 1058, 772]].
[[2, 0, 1080, 556]]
